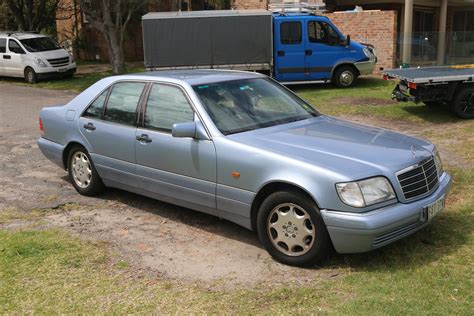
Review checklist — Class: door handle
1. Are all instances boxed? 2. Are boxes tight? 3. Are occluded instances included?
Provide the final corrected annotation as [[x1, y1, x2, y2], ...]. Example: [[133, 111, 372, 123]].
[[83, 122, 96, 131], [305, 49, 312, 56], [3, 55, 11, 59], [277, 50, 285, 57], [136, 134, 152, 143]]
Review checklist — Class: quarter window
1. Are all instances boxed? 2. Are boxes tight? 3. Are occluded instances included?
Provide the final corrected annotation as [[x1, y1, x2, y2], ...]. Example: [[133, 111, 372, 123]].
[[308, 21, 340, 45], [280, 22, 302, 45], [83, 88, 109, 119], [0, 38, 6, 53], [103, 82, 145, 126], [144, 84, 194, 132]]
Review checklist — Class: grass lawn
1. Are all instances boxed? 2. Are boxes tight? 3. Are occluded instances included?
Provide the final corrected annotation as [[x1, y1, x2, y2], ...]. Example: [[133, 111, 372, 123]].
[[1, 71, 473, 313]]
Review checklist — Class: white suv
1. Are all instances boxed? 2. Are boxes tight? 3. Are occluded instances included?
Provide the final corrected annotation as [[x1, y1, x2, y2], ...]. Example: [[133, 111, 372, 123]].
[[0, 32, 76, 83]]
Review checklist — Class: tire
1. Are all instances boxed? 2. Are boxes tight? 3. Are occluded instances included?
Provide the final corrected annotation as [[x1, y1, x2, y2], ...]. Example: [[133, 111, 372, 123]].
[[333, 65, 357, 88], [257, 190, 331, 267], [67, 146, 105, 196], [24, 67, 38, 84], [452, 87, 474, 119]]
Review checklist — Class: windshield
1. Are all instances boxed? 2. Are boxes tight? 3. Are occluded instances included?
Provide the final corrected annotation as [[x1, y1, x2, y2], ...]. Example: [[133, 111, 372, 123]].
[[20, 37, 61, 52], [193, 78, 318, 135]]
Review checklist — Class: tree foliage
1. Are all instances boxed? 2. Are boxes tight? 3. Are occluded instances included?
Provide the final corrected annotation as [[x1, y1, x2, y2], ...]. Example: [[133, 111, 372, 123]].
[[3, 0, 59, 32]]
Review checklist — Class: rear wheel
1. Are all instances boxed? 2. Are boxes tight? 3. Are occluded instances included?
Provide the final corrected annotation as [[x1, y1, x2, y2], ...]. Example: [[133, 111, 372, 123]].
[[333, 65, 357, 88], [67, 146, 105, 196], [24, 67, 37, 84], [257, 190, 331, 267], [452, 87, 474, 119]]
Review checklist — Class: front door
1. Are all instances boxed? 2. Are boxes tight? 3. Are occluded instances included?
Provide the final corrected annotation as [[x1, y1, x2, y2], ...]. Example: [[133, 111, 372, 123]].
[[6, 39, 25, 76], [135, 83, 217, 211], [305, 20, 346, 80], [274, 19, 307, 82], [79, 81, 146, 186]]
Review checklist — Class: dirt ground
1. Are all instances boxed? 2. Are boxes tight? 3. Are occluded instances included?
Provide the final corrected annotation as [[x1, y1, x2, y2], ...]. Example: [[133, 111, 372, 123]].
[[0, 83, 468, 288]]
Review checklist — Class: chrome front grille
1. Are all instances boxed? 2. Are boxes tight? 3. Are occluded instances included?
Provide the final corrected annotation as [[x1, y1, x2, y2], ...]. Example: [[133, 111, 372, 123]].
[[47, 57, 69, 67], [397, 157, 439, 200]]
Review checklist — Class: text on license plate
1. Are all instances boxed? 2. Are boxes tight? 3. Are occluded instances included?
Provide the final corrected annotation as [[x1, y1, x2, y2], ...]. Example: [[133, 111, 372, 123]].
[[425, 195, 445, 220]]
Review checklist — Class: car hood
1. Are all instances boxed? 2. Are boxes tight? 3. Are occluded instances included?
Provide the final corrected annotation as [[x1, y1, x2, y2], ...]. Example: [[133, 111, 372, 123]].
[[32, 49, 69, 60], [228, 116, 434, 179]]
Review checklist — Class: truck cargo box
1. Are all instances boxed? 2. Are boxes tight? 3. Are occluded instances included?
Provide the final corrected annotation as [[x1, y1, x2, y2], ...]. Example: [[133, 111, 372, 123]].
[[142, 10, 272, 70]]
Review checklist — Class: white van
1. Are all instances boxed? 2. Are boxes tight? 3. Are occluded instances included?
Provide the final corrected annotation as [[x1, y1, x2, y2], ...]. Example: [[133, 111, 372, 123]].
[[0, 32, 76, 83]]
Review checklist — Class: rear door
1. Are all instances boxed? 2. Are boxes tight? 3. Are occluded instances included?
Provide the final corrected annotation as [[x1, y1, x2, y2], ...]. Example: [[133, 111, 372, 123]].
[[135, 82, 217, 211], [79, 81, 146, 186], [273, 18, 307, 82], [0, 38, 6, 75]]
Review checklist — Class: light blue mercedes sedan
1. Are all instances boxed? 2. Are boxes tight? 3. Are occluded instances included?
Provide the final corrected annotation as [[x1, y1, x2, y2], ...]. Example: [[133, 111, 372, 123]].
[[38, 70, 451, 266]]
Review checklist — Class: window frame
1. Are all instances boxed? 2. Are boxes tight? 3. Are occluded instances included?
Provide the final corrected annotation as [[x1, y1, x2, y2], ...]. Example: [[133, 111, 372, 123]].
[[307, 20, 341, 46], [140, 82, 197, 134], [80, 80, 148, 127], [280, 21, 302, 45]]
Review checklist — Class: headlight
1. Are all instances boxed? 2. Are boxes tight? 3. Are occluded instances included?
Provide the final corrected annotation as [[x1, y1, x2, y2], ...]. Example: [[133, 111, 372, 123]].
[[433, 148, 444, 177], [363, 47, 372, 58], [336, 177, 396, 208], [34, 57, 47, 67]]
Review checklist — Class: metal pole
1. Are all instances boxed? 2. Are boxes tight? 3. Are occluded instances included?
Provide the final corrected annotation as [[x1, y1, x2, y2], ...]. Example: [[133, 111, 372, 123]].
[[437, 0, 448, 65], [402, 0, 414, 66]]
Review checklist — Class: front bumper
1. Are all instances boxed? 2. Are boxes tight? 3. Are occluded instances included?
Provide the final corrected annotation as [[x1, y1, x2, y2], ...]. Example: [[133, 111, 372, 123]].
[[354, 60, 376, 75], [36, 67, 76, 80], [321, 172, 452, 254]]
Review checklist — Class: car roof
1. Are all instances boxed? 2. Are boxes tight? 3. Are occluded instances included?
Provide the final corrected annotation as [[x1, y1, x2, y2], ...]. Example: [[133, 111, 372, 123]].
[[125, 69, 266, 86], [0, 32, 47, 40]]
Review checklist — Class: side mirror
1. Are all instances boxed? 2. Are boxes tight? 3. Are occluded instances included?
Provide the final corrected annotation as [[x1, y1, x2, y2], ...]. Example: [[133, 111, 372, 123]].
[[345, 35, 351, 48], [172, 121, 208, 140]]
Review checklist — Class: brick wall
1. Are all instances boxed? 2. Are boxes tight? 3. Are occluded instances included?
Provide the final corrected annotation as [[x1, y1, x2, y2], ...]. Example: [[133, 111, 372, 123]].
[[232, 0, 267, 10], [324, 10, 398, 72]]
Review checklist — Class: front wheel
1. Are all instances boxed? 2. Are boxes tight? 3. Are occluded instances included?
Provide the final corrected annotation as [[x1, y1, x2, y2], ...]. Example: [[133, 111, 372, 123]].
[[24, 67, 37, 84], [333, 66, 357, 88], [257, 190, 331, 267], [452, 87, 474, 119], [67, 146, 105, 196]]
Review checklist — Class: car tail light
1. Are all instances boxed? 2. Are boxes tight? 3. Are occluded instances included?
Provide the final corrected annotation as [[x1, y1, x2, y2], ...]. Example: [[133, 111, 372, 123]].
[[383, 74, 388, 81], [39, 117, 44, 136], [408, 82, 417, 90]]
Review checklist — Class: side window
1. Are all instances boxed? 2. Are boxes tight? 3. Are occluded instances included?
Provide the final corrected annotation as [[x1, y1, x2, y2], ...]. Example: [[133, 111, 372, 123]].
[[83, 88, 109, 119], [0, 38, 6, 53], [103, 82, 145, 126], [8, 39, 24, 54], [280, 22, 302, 45], [144, 84, 194, 132], [308, 21, 340, 45]]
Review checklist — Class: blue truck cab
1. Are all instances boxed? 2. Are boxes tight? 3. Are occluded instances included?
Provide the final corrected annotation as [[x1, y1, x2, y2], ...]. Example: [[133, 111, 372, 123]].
[[273, 13, 376, 86]]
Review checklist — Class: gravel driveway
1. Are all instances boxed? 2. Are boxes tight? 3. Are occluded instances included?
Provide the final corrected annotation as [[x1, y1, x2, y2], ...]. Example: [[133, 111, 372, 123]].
[[0, 83, 335, 288]]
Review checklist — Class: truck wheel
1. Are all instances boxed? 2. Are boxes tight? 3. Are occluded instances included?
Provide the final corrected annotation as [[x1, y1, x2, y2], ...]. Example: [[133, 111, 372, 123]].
[[333, 66, 357, 88], [452, 87, 474, 119], [24, 67, 38, 84], [257, 190, 331, 267]]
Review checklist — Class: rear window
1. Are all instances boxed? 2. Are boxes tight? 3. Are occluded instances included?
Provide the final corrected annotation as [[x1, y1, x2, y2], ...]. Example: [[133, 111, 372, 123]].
[[0, 38, 5, 53]]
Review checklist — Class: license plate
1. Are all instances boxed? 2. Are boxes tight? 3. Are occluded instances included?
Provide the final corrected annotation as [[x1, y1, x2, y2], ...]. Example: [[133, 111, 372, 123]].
[[58, 68, 67, 73], [425, 195, 445, 221]]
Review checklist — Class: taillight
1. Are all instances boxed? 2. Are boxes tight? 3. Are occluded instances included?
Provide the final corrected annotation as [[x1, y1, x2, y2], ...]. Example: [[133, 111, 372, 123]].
[[408, 82, 417, 90], [383, 74, 388, 81], [39, 117, 44, 136]]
